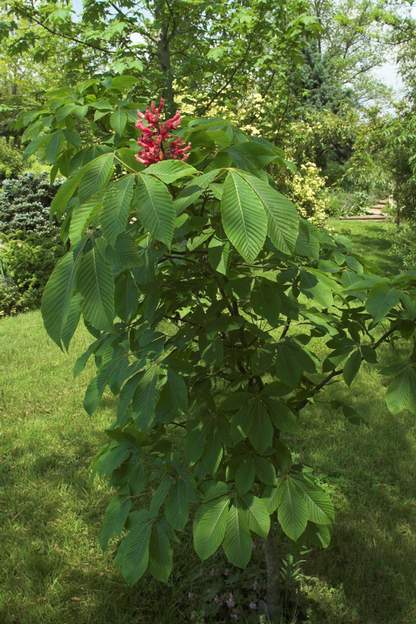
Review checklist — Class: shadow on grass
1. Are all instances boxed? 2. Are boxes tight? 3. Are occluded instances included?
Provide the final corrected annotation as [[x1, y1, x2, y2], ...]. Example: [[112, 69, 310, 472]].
[[301, 367, 416, 624]]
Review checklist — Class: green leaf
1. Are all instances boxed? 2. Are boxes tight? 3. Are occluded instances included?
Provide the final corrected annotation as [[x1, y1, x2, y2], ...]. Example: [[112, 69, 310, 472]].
[[102, 175, 135, 245], [343, 350, 362, 386], [366, 286, 401, 322], [99, 496, 132, 550], [223, 505, 252, 568], [79, 153, 114, 203], [386, 367, 416, 416], [149, 522, 173, 583], [220, 170, 267, 262], [239, 172, 299, 255], [266, 399, 300, 434], [131, 365, 161, 430], [69, 196, 101, 244], [41, 250, 80, 349], [135, 173, 174, 247], [144, 160, 197, 184], [300, 477, 334, 525], [110, 109, 128, 135], [234, 399, 274, 453], [254, 457, 276, 485], [276, 339, 315, 387], [235, 457, 255, 495], [50, 173, 81, 217], [115, 510, 152, 584], [78, 238, 115, 330], [243, 496, 270, 538], [165, 480, 189, 530], [208, 236, 231, 275], [115, 271, 139, 321], [276, 476, 308, 541], [193, 496, 230, 560], [94, 443, 130, 476]]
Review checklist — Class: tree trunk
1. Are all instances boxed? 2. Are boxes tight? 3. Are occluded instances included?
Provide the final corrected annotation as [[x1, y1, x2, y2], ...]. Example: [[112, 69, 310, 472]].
[[263, 530, 283, 623]]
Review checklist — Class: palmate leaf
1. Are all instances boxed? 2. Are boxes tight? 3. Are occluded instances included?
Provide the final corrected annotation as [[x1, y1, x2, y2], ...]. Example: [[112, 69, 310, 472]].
[[220, 170, 267, 262], [134, 173, 175, 247], [238, 171, 299, 255], [193, 495, 230, 560], [41, 249, 82, 350], [77, 238, 115, 330], [102, 174, 135, 245]]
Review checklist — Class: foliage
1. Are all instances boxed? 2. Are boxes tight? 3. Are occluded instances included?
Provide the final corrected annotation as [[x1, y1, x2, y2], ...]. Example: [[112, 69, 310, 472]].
[[21, 79, 416, 592], [0, 233, 61, 315], [383, 106, 416, 222], [390, 221, 416, 270], [0, 137, 23, 179], [0, 172, 60, 235], [282, 109, 358, 183], [287, 162, 329, 225]]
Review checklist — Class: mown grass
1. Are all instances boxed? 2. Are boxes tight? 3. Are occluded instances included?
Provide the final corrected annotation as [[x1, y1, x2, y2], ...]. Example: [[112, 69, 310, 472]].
[[1, 220, 415, 624], [329, 219, 402, 275]]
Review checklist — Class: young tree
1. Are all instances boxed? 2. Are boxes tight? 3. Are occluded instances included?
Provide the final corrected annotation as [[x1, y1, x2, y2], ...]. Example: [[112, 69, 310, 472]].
[[21, 78, 416, 620]]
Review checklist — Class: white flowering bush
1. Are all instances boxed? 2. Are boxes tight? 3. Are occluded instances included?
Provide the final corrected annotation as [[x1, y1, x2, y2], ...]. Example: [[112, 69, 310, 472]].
[[288, 162, 329, 226]]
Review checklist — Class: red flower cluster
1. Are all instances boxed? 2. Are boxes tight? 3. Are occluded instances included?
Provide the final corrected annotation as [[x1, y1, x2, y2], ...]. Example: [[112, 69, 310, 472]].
[[135, 98, 191, 166]]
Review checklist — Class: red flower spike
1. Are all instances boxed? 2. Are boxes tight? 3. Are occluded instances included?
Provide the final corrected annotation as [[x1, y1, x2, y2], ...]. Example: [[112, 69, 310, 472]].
[[135, 98, 191, 166]]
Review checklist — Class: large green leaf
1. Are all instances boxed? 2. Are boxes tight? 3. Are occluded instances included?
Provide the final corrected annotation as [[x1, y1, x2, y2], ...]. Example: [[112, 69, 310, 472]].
[[79, 153, 114, 203], [144, 160, 198, 184], [41, 250, 81, 349], [50, 172, 81, 217], [131, 365, 161, 430], [366, 286, 401, 322], [223, 505, 252, 568], [165, 480, 189, 530], [69, 196, 101, 244], [193, 495, 230, 560], [239, 172, 299, 255], [115, 510, 152, 585], [276, 476, 309, 541], [77, 238, 115, 330], [110, 109, 128, 135], [386, 367, 416, 416], [99, 496, 132, 550], [149, 522, 173, 583], [135, 173, 174, 246], [242, 496, 270, 538], [220, 170, 267, 262], [343, 349, 362, 386], [102, 174, 135, 245]]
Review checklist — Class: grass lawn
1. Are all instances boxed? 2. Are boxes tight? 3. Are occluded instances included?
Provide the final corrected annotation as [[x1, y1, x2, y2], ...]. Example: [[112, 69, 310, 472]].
[[1, 220, 415, 624], [328, 219, 402, 275]]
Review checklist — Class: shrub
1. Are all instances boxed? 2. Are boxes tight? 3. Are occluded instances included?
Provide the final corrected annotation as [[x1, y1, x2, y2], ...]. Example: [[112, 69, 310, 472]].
[[390, 222, 416, 269], [0, 233, 62, 316], [0, 172, 60, 236], [288, 162, 329, 226], [0, 137, 24, 180]]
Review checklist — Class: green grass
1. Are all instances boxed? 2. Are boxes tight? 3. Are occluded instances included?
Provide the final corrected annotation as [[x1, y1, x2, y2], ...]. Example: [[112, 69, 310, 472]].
[[1, 220, 415, 624], [329, 219, 402, 275]]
